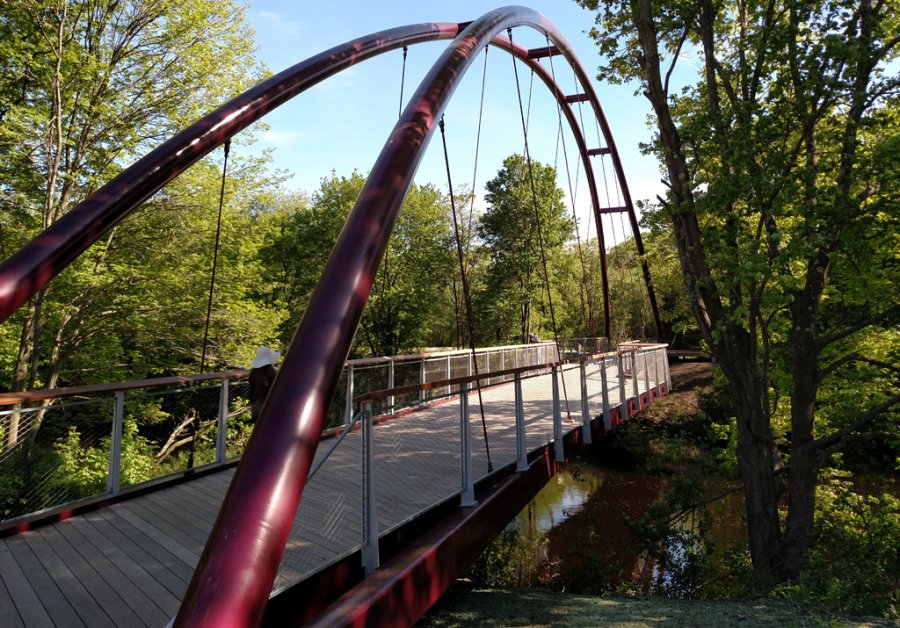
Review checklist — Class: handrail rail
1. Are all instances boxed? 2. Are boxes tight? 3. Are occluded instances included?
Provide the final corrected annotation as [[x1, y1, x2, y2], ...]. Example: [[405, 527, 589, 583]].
[[354, 351, 616, 403], [0, 339, 586, 407], [0, 370, 249, 406]]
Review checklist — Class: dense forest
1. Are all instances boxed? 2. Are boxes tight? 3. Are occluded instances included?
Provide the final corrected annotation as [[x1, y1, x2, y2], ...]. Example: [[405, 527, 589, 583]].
[[0, 0, 896, 620]]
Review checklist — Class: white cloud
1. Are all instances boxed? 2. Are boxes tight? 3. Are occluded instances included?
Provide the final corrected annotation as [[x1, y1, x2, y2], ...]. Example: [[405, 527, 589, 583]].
[[262, 129, 306, 146], [256, 10, 303, 36]]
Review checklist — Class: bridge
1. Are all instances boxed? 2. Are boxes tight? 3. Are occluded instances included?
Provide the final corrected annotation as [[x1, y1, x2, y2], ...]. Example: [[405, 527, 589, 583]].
[[0, 7, 672, 627], [0, 341, 668, 626]]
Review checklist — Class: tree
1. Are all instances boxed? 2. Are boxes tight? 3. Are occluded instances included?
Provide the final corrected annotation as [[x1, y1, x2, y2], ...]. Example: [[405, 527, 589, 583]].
[[0, 0, 266, 450], [577, 0, 899, 585], [476, 154, 573, 343], [260, 172, 457, 357]]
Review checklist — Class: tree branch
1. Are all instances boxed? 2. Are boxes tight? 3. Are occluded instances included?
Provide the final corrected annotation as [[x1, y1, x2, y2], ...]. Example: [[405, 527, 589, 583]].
[[817, 353, 898, 386], [807, 394, 900, 452], [817, 304, 900, 350]]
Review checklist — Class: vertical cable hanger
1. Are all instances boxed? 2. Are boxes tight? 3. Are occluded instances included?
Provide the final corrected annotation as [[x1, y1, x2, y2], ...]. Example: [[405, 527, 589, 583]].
[[440, 115, 494, 473], [508, 28, 573, 421], [192, 138, 230, 469], [399, 45, 408, 118], [546, 34, 596, 341], [200, 138, 231, 375], [464, 45, 490, 274]]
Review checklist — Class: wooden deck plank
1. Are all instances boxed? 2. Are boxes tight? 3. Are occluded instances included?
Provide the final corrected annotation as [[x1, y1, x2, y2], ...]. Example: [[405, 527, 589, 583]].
[[115, 499, 208, 553], [22, 530, 116, 628], [4, 534, 86, 627], [0, 543, 26, 628], [139, 490, 217, 542], [105, 504, 200, 569], [0, 540, 51, 627], [36, 525, 143, 627], [83, 510, 191, 596], [92, 508, 194, 584], [56, 519, 172, 625], [66, 514, 181, 618]]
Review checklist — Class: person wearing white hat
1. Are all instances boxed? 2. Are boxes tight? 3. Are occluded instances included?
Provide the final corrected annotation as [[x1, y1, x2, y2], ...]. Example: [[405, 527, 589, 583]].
[[249, 346, 280, 422]]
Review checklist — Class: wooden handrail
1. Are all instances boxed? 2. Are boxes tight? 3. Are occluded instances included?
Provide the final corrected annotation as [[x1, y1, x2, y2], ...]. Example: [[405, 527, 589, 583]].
[[0, 369, 249, 406], [355, 350, 620, 403]]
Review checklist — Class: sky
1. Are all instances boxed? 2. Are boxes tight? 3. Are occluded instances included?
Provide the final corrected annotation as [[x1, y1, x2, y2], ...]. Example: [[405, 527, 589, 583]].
[[240, 1, 681, 241]]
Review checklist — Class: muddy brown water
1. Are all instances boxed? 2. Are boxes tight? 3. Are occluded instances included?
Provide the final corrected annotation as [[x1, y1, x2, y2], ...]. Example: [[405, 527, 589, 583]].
[[474, 460, 746, 593]]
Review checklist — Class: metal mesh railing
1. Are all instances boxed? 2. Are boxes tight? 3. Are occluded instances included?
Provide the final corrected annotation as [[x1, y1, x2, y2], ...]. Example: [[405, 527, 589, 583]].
[[0, 341, 664, 535]]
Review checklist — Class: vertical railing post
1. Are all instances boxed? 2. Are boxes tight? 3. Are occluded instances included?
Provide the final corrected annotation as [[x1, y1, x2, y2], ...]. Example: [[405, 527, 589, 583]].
[[485, 352, 490, 385], [387, 360, 395, 414], [107, 391, 124, 495], [642, 351, 651, 408], [419, 358, 426, 403], [500, 349, 506, 381], [515, 372, 528, 471], [632, 350, 640, 410], [618, 353, 628, 421], [552, 365, 563, 462], [600, 357, 612, 430], [653, 350, 661, 398], [514, 346, 519, 369], [446, 354, 452, 397], [663, 349, 672, 395], [361, 400, 379, 574], [344, 364, 355, 426], [579, 359, 592, 444], [459, 384, 476, 507], [216, 378, 229, 464]]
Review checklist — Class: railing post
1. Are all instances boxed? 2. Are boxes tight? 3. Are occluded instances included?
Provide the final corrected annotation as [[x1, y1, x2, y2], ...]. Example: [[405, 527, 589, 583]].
[[618, 353, 628, 421], [653, 350, 661, 398], [580, 359, 592, 444], [485, 352, 490, 385], [642, 351, 651, 408], [344, 365, 355, 426], [419, 358, 426, 403], [459, 384, 476, 507], [500, 349, 505, 381], [631, 350, 640, 410], [600, 357, 611, 430], [361, 400, 379, 574], [107, 391, 124, 495], [216, 378, 229, 464], [446, 354, 452, 396], [388, 360, 395, 414], [552, 365, 563, 462], [515, 372, 527, 471], [663, 349, 672, 395]]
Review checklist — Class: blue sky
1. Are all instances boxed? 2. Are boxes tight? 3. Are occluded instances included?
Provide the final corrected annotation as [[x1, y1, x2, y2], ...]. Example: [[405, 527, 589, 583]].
[[242, 2, 679, 240]]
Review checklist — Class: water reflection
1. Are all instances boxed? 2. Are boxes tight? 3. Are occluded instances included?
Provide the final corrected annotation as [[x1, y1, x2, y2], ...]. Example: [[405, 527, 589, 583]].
[[470, 461, 745, 594]]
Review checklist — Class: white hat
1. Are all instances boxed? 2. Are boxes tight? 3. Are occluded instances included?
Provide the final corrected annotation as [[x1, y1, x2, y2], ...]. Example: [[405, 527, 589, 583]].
[[251, 346, 280, 368]]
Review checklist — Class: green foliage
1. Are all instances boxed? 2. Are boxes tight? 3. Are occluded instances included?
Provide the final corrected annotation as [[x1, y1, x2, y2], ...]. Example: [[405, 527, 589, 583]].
[[776, 480, 900, 618], [475, 154, 573, 343]]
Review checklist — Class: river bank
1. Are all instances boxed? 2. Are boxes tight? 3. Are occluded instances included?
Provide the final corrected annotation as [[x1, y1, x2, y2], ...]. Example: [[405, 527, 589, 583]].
[[418, 585, 894, 626]]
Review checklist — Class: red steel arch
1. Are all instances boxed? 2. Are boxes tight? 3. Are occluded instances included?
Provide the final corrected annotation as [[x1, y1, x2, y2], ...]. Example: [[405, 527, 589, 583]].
[[176, 7, 653, 626], [0, 6, 659, 626]]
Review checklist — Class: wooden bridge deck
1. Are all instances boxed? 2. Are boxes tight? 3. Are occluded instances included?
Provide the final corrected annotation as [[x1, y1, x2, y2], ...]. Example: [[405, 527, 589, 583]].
[[0, 361, 653, 626]]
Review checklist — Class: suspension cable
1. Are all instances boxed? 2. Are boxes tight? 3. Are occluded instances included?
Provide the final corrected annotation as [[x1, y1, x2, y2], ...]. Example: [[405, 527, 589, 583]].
[[508, 28, 572, 420], [546, 35, 596, 340], [192, 138, 230, 469], [399, 45, 408, 118], [440, 115, 494, 473], [464, 45, 490, 273], [199, 138, 231, 374]]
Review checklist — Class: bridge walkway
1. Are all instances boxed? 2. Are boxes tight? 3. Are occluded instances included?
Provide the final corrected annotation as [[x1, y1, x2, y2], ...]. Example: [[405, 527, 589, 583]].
[[0, 357, 660, 627]]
